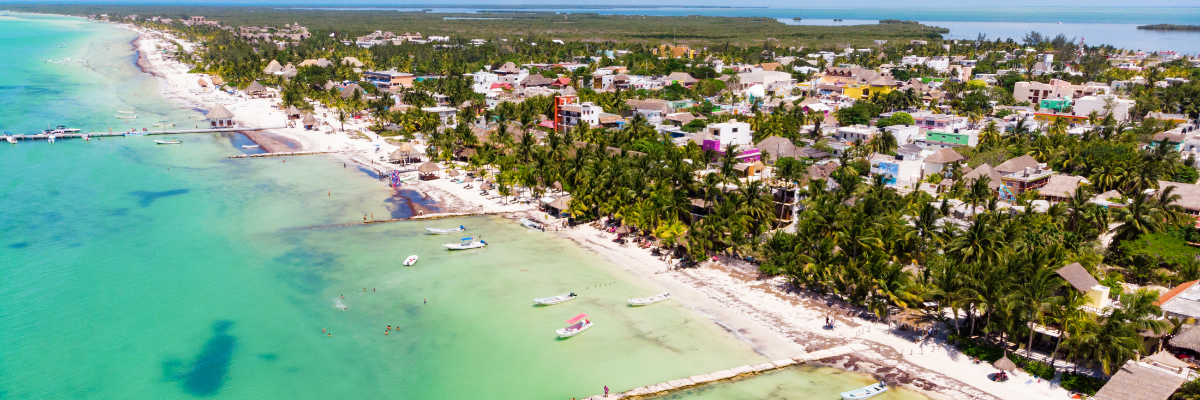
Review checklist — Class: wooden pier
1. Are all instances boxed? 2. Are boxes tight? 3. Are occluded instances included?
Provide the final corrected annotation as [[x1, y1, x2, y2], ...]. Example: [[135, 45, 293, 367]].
[[1, 126, 285, 142], [227, 151, 336, 159], [580, 343, 870, 399]]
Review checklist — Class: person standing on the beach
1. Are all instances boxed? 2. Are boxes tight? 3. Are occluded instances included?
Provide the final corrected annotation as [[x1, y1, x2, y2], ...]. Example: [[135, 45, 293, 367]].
[[604, 386, 609, 396]]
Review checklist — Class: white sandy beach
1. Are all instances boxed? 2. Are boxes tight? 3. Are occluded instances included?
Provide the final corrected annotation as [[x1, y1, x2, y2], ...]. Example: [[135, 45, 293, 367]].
[[125, 23, 1067, 400]]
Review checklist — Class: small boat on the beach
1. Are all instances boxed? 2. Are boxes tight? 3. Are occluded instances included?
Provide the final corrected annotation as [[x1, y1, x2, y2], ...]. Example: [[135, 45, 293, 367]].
[[628, 292, 670, 306], [534, 293, 577, 306], [155, 140, 181, 145], [426, 225, 465, 235], [242, 144, 260, 149], [444, 236, 486, 250], [840, 381, 888, 400], [403, 255, 419, 266], [556, 313, 592, 338], [520, 218, 541, 230]]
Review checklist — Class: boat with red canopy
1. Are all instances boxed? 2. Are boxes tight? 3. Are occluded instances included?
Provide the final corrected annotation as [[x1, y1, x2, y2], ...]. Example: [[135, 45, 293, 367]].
[[556, 313, 593, 338]]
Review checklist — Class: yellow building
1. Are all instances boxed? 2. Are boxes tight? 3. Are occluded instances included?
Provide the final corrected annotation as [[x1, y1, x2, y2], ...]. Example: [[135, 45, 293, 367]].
[[841, 80, 896, 100], [655, 44, 698, 59]]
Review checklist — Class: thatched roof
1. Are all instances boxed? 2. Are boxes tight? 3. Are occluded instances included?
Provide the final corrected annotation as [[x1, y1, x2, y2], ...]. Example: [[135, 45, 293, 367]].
[[992, 355, 1016, 371], [560, 85, 577, 96], [961, 163, 1002, 190], [447, 169, 460, 177], [995, 155, 1039, 175], [210, 76, 224, 85], [198, 78, 210, 86], [756, 136, 797, 159], [1170, 324, 1200, 352], [1144, 351, 1190, 370], [417, 162, 440, 173], [1158, 180, 1200, 213], [666, 112, 698, 124], [664, 71, 698, 84], [924, 148, 965, 164], [454, 148, 477, 158], [388, 148, 414, 161], [1093, 360, 1186, 400], [1055, 262, 1100, 294], [479, 182, 493, 190], [285, 105, 301, 116], [551, 181, 562, 189], [1039, 175, 1086, 200], [207, 104, 234, 120], [263, 59, 283, 74], [302, 113, 315, 124], [245, 81, 266, 93], [548, 196, 571, 210]]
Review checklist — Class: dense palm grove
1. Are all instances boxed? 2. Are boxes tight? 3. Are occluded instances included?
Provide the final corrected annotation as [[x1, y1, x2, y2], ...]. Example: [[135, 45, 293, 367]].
[[135, 17, 1200, 385]]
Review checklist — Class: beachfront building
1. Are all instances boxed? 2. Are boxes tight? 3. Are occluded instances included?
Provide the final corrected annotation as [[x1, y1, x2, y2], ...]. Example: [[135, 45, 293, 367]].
[[1073, 95, 1136, 122], [703, 121, 753, 150], [206, 104, 234, 128], [421, 107, 458, 128], [1013, 79, 1109, 105], [923, 129, 979, 150], [363, 70, 414, 90]]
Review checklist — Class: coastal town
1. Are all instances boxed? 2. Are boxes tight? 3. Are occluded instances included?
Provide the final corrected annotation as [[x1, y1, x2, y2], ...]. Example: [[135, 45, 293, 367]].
[[84, 11, 1200, 400]]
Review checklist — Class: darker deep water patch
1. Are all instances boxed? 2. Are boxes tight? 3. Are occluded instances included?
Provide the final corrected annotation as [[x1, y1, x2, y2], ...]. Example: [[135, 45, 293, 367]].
[[163, 320, 236, 397], [131, 189, 190, 207], [8, 242, 29, 249]]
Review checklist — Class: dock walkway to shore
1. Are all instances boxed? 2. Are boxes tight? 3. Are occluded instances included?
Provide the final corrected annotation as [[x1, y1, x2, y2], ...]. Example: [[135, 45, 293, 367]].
[[2, 126, 285, 141], [227, 151, 335, 159], [582, 343, 869, 399]]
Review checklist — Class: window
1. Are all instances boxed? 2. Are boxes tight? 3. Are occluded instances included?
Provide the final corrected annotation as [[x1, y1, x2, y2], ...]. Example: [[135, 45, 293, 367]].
[[732, 128, 738, 132]]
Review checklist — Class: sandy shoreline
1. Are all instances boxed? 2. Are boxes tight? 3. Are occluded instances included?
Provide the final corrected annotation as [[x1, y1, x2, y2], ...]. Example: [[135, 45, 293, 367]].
[[122, 23, 1064, 400]]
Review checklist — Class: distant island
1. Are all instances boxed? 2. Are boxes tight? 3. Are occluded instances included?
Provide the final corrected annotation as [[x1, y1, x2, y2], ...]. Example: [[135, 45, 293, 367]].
[[1136, 24, 1200, 31]]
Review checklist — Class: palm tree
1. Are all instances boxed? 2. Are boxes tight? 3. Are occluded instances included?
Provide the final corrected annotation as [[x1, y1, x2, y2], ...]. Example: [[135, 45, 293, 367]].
[[336, 110, 348, 132], [1046, 290, 1087, 368], [1110, 191, 1164, 244]]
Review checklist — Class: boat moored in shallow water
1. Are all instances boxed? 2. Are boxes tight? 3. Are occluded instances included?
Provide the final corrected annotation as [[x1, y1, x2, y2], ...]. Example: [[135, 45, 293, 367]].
[[403, 255, 419, 266], [154, 139, 181, 145], [444, 236, 486, 250], [520, 218, 541, 230], [426, 225, 465, 235], [534, 293, 577, 305], [556, 313, 592, 338], [628, 292, 670, 306], [841, 381, 888, 400]]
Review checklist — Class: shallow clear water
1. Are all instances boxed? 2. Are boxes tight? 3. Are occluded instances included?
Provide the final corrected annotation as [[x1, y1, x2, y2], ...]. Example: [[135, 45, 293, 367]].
[[656, 365, 929, 400], [0, 12, 926, 400]]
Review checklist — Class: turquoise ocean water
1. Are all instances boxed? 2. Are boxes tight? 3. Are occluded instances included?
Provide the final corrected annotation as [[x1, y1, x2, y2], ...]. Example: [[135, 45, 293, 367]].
[[0, 13, 928, 400]]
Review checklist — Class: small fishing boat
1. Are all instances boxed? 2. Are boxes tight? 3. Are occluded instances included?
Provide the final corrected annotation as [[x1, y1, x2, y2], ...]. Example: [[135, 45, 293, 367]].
[[117, 110, 135, 114], [534, 293, 577, 306], [116, 114, 137, 119], [398, 174, 418, 182], [426, 225, 466, 235], [241, 144, 260, 149], [6, 136, 17, 144], [81, 134, 89, 141], [556, 313, 592, 338], [841, 381, 888, 400], [444, 236, 486, 250], [520, 218, 541, 230], [155, 140, 182, 145], [403, 255, 419, 266], [628, 292, 671, 306]]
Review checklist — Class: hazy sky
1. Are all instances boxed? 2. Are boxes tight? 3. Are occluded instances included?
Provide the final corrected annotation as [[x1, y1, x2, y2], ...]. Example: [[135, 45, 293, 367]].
[[11, 0, 1200, 6]]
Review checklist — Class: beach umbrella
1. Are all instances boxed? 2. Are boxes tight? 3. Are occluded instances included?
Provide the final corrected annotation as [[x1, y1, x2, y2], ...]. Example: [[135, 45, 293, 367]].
[[448, 169, 460, 177], [993, 355, 1016, 371], [398, 142, 415, 153], [480, 183, 493, 190], [552, 181, 563, 190], [486, 177, 495, 183], [463, 177, 474, 183], [614, 226, 631, 234]]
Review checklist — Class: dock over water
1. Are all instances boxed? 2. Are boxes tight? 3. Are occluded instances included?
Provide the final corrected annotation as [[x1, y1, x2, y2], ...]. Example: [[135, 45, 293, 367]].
[[582, 343, 869, 399], [2, 126, 285, 141]]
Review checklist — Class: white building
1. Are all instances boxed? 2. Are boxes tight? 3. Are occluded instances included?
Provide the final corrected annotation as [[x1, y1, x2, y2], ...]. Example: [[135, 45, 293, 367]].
[[884, 124, 920, 145], [704, 121, 753, 148], [1073, 95, 1136, 122], [834, 125, 877, 144]]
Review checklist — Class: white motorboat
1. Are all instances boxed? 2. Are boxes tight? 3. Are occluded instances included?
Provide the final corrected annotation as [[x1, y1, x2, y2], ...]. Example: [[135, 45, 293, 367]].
[[116, 115, 137, 119], [520, 218, 541, 230], [81, 134, 89, 141], [403, 255, 419, 266], [155, 140, 182, 145], [426, 225, 465, 235], [47, 135, 55, 143], [444, 236, 486, 250], [556, 313, 592, 338], [117, 110, 135, 114], [841, 381, 888, 400], [534, 293, 577, 306], [6, 136, 16, 144], [628, 292, 670, 306], [241, 144, 260, 149]]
